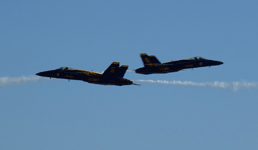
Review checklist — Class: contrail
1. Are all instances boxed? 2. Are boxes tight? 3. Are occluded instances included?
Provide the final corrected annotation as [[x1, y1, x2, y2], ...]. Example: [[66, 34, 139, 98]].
[[0, 76, 46, 86], [133, 79, 258, 92]]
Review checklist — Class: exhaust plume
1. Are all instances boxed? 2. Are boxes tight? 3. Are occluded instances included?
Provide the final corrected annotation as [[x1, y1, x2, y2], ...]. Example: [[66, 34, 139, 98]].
[[133, 79, 258, 92], [0, 76, 46, 86]]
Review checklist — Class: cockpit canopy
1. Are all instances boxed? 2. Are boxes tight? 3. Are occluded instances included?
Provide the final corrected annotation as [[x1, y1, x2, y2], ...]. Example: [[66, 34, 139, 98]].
[[59, 67, 73, 70], [191, 57, 206, 60]]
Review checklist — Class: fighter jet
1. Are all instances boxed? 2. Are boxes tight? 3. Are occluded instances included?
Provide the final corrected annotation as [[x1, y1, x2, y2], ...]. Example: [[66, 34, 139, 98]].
[[36, 62, 140, 86], [135, 53, 223, 75]]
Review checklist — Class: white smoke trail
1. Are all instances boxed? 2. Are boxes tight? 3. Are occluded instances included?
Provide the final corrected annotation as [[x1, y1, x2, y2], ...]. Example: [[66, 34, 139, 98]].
[[0, 76, 46, 86], [133, 79, 258, 92], [1, 75, 257, 92], [127, 69, 135, 72]]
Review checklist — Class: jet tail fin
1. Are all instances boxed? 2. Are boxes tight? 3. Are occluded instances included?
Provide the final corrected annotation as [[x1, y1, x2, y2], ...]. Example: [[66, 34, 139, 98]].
[[116, 65, 128, 78], [140, 53, 161, 66], [103, 62, 120, 77], [149, 55, 161, 64], [140, 53, 152, 66]]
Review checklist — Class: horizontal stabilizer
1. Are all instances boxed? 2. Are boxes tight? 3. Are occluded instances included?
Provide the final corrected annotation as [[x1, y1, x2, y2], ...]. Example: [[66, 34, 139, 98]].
[[133, 83, 141, 86], [103, 62, 120, 76]]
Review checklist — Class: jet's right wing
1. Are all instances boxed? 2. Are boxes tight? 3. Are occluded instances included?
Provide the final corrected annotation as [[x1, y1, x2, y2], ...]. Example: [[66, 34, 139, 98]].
[[103, 62, 120, 77]]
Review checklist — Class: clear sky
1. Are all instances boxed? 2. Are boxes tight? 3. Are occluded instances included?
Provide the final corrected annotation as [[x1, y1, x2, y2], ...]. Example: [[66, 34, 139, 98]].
[[1, 1, 258, 150]]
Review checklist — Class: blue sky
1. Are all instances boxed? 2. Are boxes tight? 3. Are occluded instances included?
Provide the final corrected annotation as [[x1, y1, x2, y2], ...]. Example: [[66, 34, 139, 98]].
[[1, 1, 258, 150]]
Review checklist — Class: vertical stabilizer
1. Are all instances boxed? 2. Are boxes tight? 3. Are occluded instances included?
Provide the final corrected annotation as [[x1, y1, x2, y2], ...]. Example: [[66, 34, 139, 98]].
[[140, 53, 152, 66], [103, 62, 120, 76], [116, 65, 128, 78], [149, 55, 161, 64]]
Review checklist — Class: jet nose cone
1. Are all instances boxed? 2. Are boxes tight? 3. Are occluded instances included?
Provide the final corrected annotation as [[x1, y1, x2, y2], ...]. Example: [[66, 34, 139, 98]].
[[213, 61, 223, 65], [36, 71, 46, 77], [36, 72, 42, 76]]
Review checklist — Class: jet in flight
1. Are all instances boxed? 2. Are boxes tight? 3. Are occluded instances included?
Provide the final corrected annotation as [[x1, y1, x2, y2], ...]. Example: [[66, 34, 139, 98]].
[[36, 62, 140, 86], [135, 53, 223, 75]]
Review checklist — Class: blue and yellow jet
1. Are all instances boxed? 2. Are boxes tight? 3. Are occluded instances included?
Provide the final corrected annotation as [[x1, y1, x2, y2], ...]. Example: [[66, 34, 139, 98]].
[[135, 53, 223, 75], [36, 62, 140, 86]]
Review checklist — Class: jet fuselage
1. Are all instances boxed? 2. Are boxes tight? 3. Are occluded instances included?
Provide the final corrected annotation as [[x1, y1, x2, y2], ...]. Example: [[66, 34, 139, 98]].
[[136, 56, 223, 75], [36, 66, 135, 86]]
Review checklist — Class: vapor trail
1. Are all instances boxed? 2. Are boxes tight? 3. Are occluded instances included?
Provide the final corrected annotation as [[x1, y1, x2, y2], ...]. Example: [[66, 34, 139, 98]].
[[0, 76, 46, 86], [133, 79, 258, 92]]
